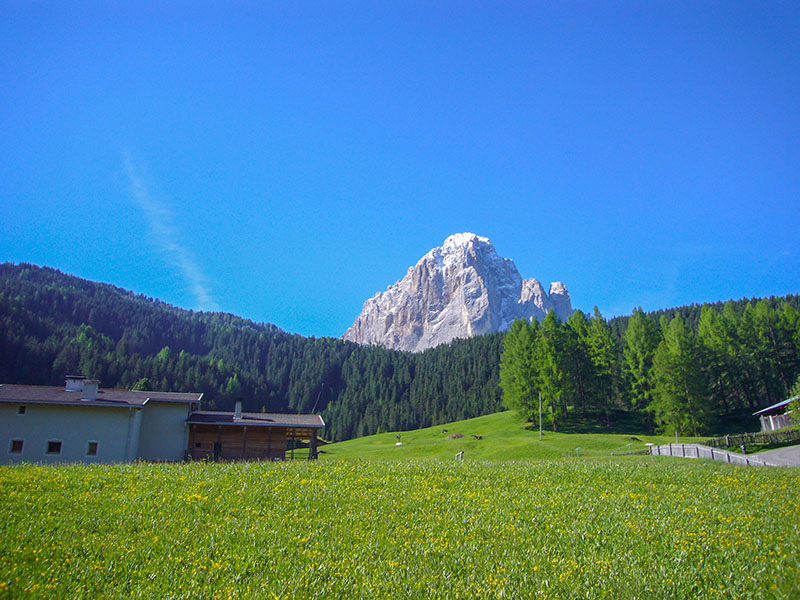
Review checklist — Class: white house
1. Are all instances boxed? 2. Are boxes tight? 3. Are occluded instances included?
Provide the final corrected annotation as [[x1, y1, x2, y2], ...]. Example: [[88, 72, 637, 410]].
[[0, 376, 203, 464], [753, 397, 797, 432]]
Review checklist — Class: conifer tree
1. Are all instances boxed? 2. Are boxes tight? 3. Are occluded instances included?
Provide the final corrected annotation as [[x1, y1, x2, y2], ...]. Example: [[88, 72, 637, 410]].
[[650, 316, 710, 435], [536, 311, 571, 428], [499, 319, 539, 421], [566, 310, 594, 415], [587, 306, 618, 412], [622, 308, 659, 410], [697, 305, 731, 412]]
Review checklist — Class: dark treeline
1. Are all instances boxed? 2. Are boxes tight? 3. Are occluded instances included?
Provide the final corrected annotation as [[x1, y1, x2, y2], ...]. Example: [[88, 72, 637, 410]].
[[501, 297, 800, 436], [0, 263, 502, 441]]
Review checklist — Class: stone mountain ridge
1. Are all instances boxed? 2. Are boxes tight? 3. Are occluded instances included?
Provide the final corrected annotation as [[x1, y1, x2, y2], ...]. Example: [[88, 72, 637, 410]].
[[343, 233, 573, 352]]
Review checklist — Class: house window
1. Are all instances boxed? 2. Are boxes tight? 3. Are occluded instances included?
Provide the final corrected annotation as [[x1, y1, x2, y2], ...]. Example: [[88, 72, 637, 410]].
[[17, 405, 26, 415], [9, 439, 23, 454], [46, 440, 62, 455], [86, 441, 99, 456]]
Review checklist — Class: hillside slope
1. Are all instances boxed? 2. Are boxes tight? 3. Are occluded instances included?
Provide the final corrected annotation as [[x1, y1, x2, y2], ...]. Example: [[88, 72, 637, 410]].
[[322, 411, 687, 461], [0, 262, 503, 440]]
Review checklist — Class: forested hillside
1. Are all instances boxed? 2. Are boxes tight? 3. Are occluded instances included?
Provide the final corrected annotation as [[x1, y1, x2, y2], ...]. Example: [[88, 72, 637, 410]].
[[0, 263, 502, 440], [501, 297, 800, 436]]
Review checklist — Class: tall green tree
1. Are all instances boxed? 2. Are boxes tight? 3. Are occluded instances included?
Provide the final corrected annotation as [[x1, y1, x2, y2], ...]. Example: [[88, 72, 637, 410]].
[[737, 303, 767, 406], [535, 311, 571, 428], [499, 319, 539, 421], [696, 305, 732, 413], [622, 308, 660, 411], [587, 306, 618, 413], [753, 299, 799, 398], [566, 310, 594, 415], [650, 316, 710, 435]]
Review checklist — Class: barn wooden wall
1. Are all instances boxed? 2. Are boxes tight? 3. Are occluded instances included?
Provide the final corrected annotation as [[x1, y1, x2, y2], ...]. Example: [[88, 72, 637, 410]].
[[188, 424, 288, 460]]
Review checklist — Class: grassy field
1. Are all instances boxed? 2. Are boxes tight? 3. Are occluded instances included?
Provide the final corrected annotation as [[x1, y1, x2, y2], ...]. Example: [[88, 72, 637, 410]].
[[320, 410, 693, 461], [1, 457, 798, 599]]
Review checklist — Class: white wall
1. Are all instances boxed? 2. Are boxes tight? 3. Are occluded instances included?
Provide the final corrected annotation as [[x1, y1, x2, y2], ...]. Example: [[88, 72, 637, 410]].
[[0, 402, 136, 464], [137, 401, 191, 461], [760, 413, 794, 432]]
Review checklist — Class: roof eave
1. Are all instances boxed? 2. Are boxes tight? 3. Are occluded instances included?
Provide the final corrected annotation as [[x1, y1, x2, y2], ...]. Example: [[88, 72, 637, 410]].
[[0, 398, 143, 409], [140, 395, 204, 407], [753, 396, 797, 416], [185, 420, 325, 428]]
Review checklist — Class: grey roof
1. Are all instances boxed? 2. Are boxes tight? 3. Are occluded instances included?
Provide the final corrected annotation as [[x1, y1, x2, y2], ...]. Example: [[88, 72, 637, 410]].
[[187, 411, 325, 428], [0, 384, 203, 408], [753, 396, 797, 416]]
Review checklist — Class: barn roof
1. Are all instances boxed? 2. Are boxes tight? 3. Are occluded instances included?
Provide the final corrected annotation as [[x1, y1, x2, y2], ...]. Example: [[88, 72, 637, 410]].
[[753, 396, 797, 416], [187, 411, 325, 428], [0, 383, 203, 408]]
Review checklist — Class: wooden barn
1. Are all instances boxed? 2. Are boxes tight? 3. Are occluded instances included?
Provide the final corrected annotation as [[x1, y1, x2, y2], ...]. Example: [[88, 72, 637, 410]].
[[186, 401, 325, 461]]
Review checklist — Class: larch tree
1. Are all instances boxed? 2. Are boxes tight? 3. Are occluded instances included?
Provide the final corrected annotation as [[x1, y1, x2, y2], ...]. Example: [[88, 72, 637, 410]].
[[650, 315, 710, 435], [535, 311, 571, 428], [499, 318, 539, 422], [566, 310, 594, 416], [622, 308, 660, 411], [697, 305, 732, 413]]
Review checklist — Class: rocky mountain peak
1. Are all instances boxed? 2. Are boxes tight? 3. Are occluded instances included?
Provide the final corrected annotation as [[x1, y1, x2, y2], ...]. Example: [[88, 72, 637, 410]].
[[343, 234, 573, 352], [441, 232, 488, 251]]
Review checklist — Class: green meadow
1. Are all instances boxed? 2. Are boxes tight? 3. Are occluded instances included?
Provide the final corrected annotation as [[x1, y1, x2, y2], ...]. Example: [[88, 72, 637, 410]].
[[1, 414, 798, 599], [321, 410, 689, 460]]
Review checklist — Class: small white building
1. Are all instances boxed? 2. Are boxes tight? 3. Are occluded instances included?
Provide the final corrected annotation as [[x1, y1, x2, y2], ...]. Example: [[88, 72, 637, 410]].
[[753, 397, 797, 432], [0, 376, 202, 464]]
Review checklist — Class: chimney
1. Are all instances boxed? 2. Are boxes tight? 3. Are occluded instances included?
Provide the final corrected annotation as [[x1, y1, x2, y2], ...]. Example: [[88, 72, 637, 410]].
[[65, 375, 86, 392], [81, 380, 100, 401], [234, 399, 242, 420]]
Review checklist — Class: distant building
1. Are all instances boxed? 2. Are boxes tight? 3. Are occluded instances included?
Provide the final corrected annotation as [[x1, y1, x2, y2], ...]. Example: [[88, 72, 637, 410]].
[[753, 397, 797, 432], [187, 401, 325, 461], [1, 376, 324, 464]]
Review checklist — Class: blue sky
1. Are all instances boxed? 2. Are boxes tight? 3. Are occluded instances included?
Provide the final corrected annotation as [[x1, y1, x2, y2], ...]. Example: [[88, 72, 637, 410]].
[[2, 1, 798, 337]]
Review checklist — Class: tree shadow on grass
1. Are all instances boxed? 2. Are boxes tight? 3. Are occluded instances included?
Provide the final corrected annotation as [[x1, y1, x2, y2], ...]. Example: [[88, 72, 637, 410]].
[[531, 410, 653, 435], [527, 409, 762, 437]]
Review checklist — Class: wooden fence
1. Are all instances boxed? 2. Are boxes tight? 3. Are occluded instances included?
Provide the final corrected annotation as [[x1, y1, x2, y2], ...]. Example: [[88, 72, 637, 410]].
[[699, 428, 800, 449], [649, 443, 779, 467]]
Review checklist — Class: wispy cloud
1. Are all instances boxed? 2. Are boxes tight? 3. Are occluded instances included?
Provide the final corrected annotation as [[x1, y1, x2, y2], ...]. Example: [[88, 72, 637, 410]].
[[123, 153, 219, 312]]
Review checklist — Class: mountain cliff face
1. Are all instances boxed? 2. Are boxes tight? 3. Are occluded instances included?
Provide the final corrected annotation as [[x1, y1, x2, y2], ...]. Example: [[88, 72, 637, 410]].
[[343, 233, 573, 352]]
